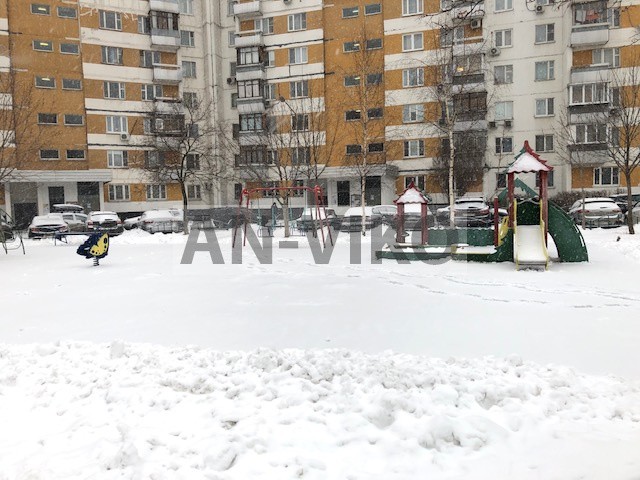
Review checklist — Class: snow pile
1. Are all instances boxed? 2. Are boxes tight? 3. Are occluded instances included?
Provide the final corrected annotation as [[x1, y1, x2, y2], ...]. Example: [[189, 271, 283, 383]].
[[0, 343, 639, 479], [580, 228, 640, 263]]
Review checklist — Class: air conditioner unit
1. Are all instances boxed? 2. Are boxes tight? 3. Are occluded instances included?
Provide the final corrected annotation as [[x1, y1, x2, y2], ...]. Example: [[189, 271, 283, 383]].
[[488, 120, 496, 128], [470, 19, 482, 29], [489, 47, 501, 56], [535, 5, 544, 13], [120, 133, 130, 141], [504, 120, 512, 127], [227, 77, 236, 85]]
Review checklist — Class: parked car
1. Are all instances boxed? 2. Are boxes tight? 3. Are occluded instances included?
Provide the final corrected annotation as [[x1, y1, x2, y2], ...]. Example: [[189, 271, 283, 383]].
[[123, 216, 141, 230], [569, 197, 624, 228], [139, 209, 184, 234], [338, 206, 383, 232], [436, 197, 491, 227], [371, 205, 398, 226], [87, 211, 124, 236], [51, 203, 84, 214], [610, 193, 640, 214], [294, 208, 337, 231], [27, 214, 69, 238], [628, 202, 640, 224], [401, 203, 435, 230], [61, 212, 88, 232]]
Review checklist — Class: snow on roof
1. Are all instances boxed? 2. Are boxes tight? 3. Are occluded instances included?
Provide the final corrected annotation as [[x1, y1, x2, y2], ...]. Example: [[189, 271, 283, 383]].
[[507, 141, 553, 174], [395, 184, 429, 204]]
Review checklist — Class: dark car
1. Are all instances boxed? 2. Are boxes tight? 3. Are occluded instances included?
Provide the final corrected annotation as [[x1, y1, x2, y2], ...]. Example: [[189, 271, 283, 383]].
[[610, 194, 640, 214], [436, 197, 491, 227], [338, 207, 383, 232], [87, 211, 124, 236]]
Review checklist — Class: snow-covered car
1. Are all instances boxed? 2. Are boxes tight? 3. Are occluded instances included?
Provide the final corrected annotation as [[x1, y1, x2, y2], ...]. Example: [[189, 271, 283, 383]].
[[338, 206, 383, 232], [402, 203, 435, 230], [569, 198, 624, 228], [436, 197, 491, 227], [294, 208, 337, 231], [87, 211, 124, 236], [371, 205, 398, 226], [123, 216, 141, 230], [27, 214, 69, 238], [609, 193, 640, 214], [51, 203, 84, 214], [139, 209, 184, 234], [61, 212, 88, 232], [628, 202, 640, 224]]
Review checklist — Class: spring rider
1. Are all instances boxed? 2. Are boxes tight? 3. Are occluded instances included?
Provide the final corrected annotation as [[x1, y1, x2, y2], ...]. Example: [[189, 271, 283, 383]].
[[76, 233, 109, 266]]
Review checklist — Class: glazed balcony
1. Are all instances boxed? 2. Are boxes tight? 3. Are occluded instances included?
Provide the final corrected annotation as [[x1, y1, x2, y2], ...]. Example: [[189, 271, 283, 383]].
[[233, 1, 262, 19], [150, 0, 180, 14]]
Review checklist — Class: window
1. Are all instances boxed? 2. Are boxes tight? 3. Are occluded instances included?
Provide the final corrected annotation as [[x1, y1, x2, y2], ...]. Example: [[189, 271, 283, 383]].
[[228, 31, 236, 46], [180, 30, 195, 47], [104, 82, 126, 99], [495, 0, 512, 11], [405, 175, 426, 191], [365, 3, 382, 14], [403, 33, 423, 52], [31, 4, 50, 15], [142, 84, 163, 101], [535, 24, 554, 44], [182, 61, 197, 78], [99, 10, 122, 30], [368, 143, 384, 153], [453, 92, 487, 116], [240, 114, 263, 131], [494, 65, 513, 84], [40, 149, 59, 160], [138, 15, 151, 34], [535, 61, 554, 81], [187, 185, 202, 200], [38, 113, 57, 125], [255, 17, 274, 34], [288, 47, 308, 65], [403, 0, 423, 15], [186, 154, 200, 170], [367, 73, 383, 85], [494, 29, 512, 48], [535, 98, 554, 116], [570, 83, 609, 105], [288, 13, 307, 31], [238, 47, 260, 65], [440, 26, 465, 47], [33, 40, 53, 52], [237, 80, 260, 99], [368, 108, 383, 119], [575, 124, 607, 144], [179, 0, 194, 14], [291, 114, 309, 131], [60, 43, 79, 55], [496, 173, 507, 189], [403, 68, 424, 87], [57, 6, 77, 18], [108, 150, 128, 168], [403, 104, 424, 123], [237, 147, 267, 166], [573, 1, 617, 26], [495, 101, 513, 120], [140, 50, 161, 68], [535, 170, 554, 188], [346, 144, 363, 155], [263, 83, 276, 101], [231, 93, 238, 108], [366, 39, 382, 50], [290, 80, 308, 98], [101, 46, 123, 65], [146, 184, 167, 200], [344, 75, 360, 87], [535, 134, 554, 152], [404, 140, 424, 157], [495, 137, 513, 154], [292, 147, 310, 165], [108, 184, 130, 201], [454, 54, 482, 76], [66, 150, 85, 160], [35, 76, 55, 88], [594, 166, 619, 186], [343, 41, 360, 53], [265, 51, 275, 68], [62, 78, 81, 90], [151, 11, 178, 31], [64, 114, 83, 126], [592, 48, 620, 67], [183, 92, 198, 108], [145, 151, 164, 168], [106, 116, 128, 133], [342, 6, 359, 18], [234, 183, 243, 200], [345, 110, 362, 121]]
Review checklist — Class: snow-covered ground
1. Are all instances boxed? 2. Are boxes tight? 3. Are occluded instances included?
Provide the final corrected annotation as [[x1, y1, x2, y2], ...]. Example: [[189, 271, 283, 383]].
[[1, 227, 639, 479]]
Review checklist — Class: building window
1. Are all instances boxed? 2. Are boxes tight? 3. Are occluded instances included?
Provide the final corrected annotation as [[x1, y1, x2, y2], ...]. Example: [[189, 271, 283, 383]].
[[237, 80, 260, 99], [179, 0, 194, 14], [60, 43, 79, 55], [402, 68, 424, 87], [535, 134, 554, 152], [594, 166, 619, 186], [138, 15, 151, 34], [255, 17, 274, 34], [403, 33, 423, 52], [180, 30, 195, 47], [535, 24, 554, 44], [64, 114, 84, 126], [142, 84, 163, 101], [570, 83, 608, 105], [404, 140, 424, 157], [185, 154, 200, 170], [101, 46, 123, 65], [535, 170, 554, 188], [106, 116, 128, 133], [288, 13, 307, 31], [265, 51, 275, 68], [440, 26, 465, 47], [495, 101, 513, 120], [366, 38, 383, 50], [343, 41, 361, 53], [365, 3, 382, 14], [99, 10, 122, 30], [240, 114, 263, 132], [290, 80, 308, 98], [367, 73, 383, 85], [109, 184, 130, 201], [292, 147, 311, 165], [535, 61, 554, 81], [62, 78, 81, 90], [592, 48, 620, 67], [495, 0, 513, 11], [345, 110, 362, 121], [346, 144, 363, 155], [573, 1, 617, 26], [31, 4, 50, 15], [494, 29, 512, 47], [288, 47, 308, 65], [342, 6, 359, 18], [140, 50, 161, 68], [104, 81, 126, 99], [403, 0, 423, 15], [228, 31, 236, 46], [66, 149, 85, 160], [405, 175, 425, 190], [494, 65, 513, 84], [535, 98, 554, 116], [575, 124, 607, 144], [263, 83, 276, 101], [368, 108, 383, 119], [291, 114, 310, 131], [146, 184, 167, 200], [496, 173, 507, 189], [187, 185, 202, 200], [108, 150, 128, 168], [182, 61, 197, 78], [368, 142, 384, 153], [495, 137, 513, 154], [40, 149, 60, 160], [234, 183, 243, 200], [238, 47, 260, 65], [33, 40, 53, 52], [231, 93, 238, 108], [403, 104, 424, 123], [183, 92, 198, 108], [35, 76, 55, 88], [57, 6, 77, 18], [38, 113, 57, 125], [344, 75, 360, 87]]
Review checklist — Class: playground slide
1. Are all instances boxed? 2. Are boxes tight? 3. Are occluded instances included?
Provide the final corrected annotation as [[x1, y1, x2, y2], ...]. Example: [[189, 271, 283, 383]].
[[515, 224, 548, 269]]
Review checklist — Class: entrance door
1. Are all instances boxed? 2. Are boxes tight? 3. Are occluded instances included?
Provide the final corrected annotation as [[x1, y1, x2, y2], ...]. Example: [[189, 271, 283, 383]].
[[365, 176, 381, 205], [48, 186, 65, 207], [78, 182, 100, 212], [337, 181, 350, 206]]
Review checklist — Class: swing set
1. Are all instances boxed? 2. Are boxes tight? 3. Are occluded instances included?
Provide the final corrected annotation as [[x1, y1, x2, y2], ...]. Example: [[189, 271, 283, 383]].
[[232, 185, 334, 248]]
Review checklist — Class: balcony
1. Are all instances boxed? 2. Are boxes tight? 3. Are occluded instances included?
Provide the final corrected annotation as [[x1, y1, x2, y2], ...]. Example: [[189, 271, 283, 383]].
[[233, 1, 262, 18], [151, 29, 181, 50], [154, 96, 184, 114], [153, 64, 183, 84], [237, 97, 266, 114], [452, 1, 485, 19], [236, 64, 265, 81], [150, 0, 180, 13], [235, 32, 263, 48], [570, 24, 609, 47]]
